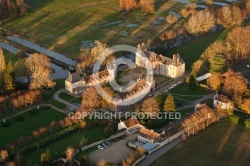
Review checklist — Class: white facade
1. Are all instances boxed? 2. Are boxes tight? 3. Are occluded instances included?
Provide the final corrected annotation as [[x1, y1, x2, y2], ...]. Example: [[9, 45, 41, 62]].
[[213, 94, 233, 110]]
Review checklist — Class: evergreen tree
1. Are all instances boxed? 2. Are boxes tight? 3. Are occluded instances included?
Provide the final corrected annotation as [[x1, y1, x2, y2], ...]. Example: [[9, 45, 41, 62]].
[[41, 149, 51, 164], [164, 94, 176, 112], [209, 54, 227, 73], [189, 71, 198, 90]]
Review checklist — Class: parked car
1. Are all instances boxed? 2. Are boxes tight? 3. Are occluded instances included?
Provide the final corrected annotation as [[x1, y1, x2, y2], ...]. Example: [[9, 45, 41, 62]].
[[102, 143, 107, 148], [165, 90, 169, 93], [105, 141, 111, 146], [97, 145, 103, 150]]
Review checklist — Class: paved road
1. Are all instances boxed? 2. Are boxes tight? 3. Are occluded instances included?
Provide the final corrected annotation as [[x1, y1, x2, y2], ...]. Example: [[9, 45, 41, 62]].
[[53, 89, 80, 110], [136, 137, 183, 166]]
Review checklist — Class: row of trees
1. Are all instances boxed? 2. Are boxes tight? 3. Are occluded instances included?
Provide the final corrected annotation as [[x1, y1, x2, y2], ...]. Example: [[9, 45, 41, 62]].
[[0, 0, 27, 21], [0, 89, 42, 114], [0, 49, 55, 94], [119, 0, 155, 14]]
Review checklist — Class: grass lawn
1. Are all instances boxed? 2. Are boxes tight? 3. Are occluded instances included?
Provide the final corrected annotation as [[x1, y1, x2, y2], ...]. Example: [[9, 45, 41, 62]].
[[59, 92, 76, 101], [70, 97, 82, 104], [160, 30, 224, 71], [154, 74, 171, 87], [151, 119, 250, 166], [22, 127, 106, 165], [0, 106, 65, 147], [46, 99, 67, 109], [162, 83, 214, 107], [3, 50, 18, 63]]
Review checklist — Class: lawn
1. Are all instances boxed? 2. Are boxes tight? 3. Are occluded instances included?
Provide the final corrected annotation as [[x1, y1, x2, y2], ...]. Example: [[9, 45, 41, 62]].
[[22, 127, 106, 165], [151, 119, 250, 166], [0, 106, 65, 147], [154, 74, 171, 87], [2, 0, 185, 57], [3, 50, 18, 63], [161, 30, 224, 71], [59, 92, 76, 101], [46, 99, 67, 109], [162, 83, 214, 107]]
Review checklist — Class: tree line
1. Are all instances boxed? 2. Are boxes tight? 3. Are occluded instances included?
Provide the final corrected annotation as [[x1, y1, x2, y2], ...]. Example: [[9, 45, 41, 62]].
[[0, 0, 27, 21], [119, 0, 155, 14]]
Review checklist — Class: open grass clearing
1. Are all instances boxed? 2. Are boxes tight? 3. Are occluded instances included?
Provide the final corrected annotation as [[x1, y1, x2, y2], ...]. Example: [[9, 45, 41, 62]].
[[0, 106, 65, 147], [151, 119, 250, 166], [22, 127, 106, 165]]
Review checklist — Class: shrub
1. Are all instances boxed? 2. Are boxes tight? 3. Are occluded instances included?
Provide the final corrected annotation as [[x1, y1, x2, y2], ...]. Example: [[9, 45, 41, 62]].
[[2, 122, 11, 127], [245, 119, 250, 128], [229, 115, 240, 124], [15, 116, 24, 122]]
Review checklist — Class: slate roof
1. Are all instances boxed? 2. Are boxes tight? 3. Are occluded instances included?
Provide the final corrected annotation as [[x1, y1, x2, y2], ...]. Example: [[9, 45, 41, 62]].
[[66, 72, 81, 83]]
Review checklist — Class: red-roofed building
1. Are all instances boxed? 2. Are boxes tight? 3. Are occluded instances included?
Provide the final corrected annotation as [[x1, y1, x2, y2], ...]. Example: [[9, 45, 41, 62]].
[[118, 117, 141, 134]]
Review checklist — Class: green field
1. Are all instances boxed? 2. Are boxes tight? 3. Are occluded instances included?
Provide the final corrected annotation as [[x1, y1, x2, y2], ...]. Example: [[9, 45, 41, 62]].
[[2, 0, 189, 57], [163, 83, 214, 107], [59, 92, 76, 101], [0, 106, 65, 147], [23, 127, 105, 165], [151, 119, 250, 166]]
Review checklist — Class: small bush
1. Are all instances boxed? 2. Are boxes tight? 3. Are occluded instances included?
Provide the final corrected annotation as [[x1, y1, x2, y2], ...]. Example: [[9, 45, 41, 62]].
[[2, 122, 11, 127], [245, 119, 250, 128], [15, 116, 24, 122], [229, 115, 240, 124]]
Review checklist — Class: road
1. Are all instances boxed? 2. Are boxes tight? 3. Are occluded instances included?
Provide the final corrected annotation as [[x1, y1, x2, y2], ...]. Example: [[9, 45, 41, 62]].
[[53, 89, 80, 110], [136, 136, 183, 166]]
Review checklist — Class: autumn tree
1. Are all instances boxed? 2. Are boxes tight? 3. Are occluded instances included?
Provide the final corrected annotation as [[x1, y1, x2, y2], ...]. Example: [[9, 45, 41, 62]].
[[0, 0, 27, 20], [139, 0, 155, 14], [209, 54, 227, 73], [141, 97, 160, 116], [77, 41, 107, 74], [3, 61, 15, 92], [97, 159, 108, 166], [222, 69, 248, 97], [247, 0, 250, 16], [206, 0, 213, 5], [0, 150, 9, 163], [119, 0, 138, 11], [207, 73, 223, 90], [81, 86, 101, 109], [240, 98, 250, 114], [0, 49, 6, 89], [166, 14, 178, 24], [180, 4, 197, 18], [226, 26, 250, 63], [27, 53, 55, 89], [16, 49, 27, 58], [164, 94, 176, 112], [217, 5, 243, 28], [65, 147, 75, 162], [186, 10, 215, 35], [101, 87, 115, 110]]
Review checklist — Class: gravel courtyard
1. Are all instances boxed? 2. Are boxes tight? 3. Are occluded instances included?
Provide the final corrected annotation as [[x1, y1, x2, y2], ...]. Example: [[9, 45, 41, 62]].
[[88, 134, 137, 165]]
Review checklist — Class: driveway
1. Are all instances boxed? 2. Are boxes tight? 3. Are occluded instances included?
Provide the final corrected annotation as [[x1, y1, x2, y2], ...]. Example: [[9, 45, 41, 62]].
[[53, 89, 80, 110], [88, 134, 137, 165]]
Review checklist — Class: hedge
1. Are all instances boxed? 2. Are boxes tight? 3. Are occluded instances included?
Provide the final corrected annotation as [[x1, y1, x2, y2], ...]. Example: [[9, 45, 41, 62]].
[[245, 119, 250, 129], [19, 124, 79, 153]]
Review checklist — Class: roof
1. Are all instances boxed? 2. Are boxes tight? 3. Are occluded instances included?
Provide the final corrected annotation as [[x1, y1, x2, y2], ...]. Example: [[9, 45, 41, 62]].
[[139, 128, 160, 140], [66, 72, 81, 83], [123, 117, 140, 128], [86, 70, 109, 84], [141, 142, 159, 151], [214, 94, 231, 103]]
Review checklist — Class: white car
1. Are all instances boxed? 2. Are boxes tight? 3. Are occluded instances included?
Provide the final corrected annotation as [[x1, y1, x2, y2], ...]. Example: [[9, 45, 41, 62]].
[[97, 145, 103, 150], [165, 90, 169, 93]]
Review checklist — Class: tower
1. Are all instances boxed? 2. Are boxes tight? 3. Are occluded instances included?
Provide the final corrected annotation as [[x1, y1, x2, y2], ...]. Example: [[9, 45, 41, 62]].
[[107, 62, 116, 81]]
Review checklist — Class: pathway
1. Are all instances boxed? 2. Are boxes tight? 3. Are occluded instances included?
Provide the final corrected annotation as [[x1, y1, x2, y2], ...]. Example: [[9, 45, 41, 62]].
[[0, 104, 67, 122], [53, 89, 81, 110], [136, 136, 183, 166]]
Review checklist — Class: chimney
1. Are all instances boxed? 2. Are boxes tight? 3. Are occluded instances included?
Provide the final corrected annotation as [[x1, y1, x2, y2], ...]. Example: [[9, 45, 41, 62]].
[[173, 54, 177, 66], [177, 54, 181, 66]]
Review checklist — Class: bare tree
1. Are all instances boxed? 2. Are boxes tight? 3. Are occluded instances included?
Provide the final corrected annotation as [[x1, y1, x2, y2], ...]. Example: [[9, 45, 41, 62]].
[[81, 86, 101, 109], [26, 53, 55, 89], [141, 97, 160, 116], [186, 10, 215, 35], [217, 5, 243, 28]]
